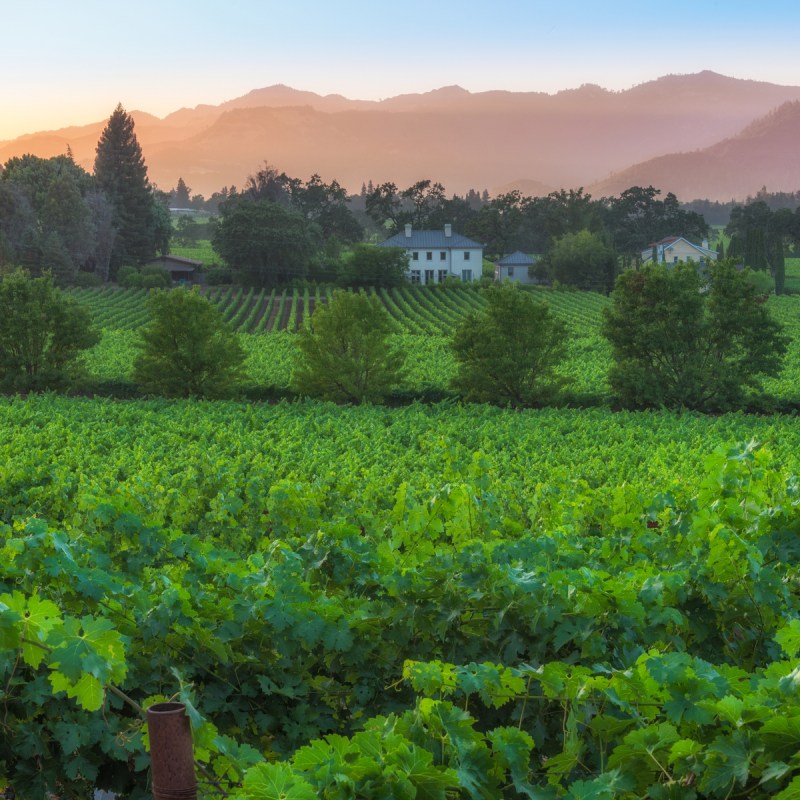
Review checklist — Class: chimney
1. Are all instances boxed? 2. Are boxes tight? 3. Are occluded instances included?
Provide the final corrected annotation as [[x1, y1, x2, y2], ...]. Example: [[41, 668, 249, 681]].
[[404, 223, 412, 238], [444, 223, 452, 238], [702, 238, 709, 250]]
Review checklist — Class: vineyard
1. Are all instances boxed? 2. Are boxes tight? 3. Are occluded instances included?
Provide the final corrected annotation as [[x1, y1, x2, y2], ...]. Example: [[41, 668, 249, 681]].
[[70, 284, 800, 407], [3, 396, 800, 798], [67, 284, 609, 336], [4, 280, 800, 798]]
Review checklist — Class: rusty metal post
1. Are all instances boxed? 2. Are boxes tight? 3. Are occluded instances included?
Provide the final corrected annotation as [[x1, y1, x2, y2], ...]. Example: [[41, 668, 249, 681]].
[[147, 702, 197, 800]]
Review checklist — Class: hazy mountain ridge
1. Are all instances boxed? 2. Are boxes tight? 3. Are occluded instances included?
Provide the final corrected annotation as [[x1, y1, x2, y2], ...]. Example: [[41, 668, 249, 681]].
[[3, 72, 800, 199], [588, 100, 800, 200]]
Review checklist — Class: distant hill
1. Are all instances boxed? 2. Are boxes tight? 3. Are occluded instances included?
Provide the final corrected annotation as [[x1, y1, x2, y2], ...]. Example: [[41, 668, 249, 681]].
[[589, 101, 800, 200], [3, 72, 800, 199]]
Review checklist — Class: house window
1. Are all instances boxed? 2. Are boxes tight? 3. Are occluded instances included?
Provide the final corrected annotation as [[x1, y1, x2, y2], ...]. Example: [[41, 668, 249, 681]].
[[410, 270, 421, 284], [437, 269, 448, 283], [424, 269, 434, 284], [462, 269, 473, 282], [412, 251, 419, 261], [463, 251, 471, 261], [440, 251, 446, 261], [673, 256, 679, 264], [426, 251, 433, 261], [507, 267, 514, 278]]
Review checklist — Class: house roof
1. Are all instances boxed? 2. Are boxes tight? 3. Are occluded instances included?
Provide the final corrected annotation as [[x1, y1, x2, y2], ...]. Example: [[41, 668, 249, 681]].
[[645, 236, 717, 256], [379, 229, 483, 249], [146, 255, 202, 271], [496, 251, 535, 266]]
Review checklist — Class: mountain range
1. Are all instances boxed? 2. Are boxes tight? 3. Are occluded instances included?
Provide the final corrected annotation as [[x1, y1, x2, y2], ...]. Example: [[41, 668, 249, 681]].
[[2, 71, 800, 201]]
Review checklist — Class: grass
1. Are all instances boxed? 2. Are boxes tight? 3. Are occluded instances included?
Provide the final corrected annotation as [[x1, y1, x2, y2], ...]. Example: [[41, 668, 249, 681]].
[[169, 239, 218, 266]]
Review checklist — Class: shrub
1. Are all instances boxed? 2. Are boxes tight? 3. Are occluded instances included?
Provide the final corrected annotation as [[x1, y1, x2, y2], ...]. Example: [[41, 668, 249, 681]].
[[139, 264, 170, 288], [205, 265, 233, 285], [117, 265, 141, 288], [292, 290, 405, 403], [133, 288, 245, 398], [450, 281, 569, 406], [0, 269, 99, 392], [602, 260, 788, 410]]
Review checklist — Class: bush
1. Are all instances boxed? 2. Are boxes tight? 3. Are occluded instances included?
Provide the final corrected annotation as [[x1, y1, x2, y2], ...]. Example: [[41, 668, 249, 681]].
[[117, 265, 141, 288], [743, 268, 775, 296], [118, 265, 170, 289], [205, 265, 233, 285], [139, 264, 170, 288], [602, 260, 788, 410], [292, 290, 405, 403], [69, 272, 104, 288], [133, 288, 245, 397], [450, 282, 569, 407], [0, 269, 99, 392]]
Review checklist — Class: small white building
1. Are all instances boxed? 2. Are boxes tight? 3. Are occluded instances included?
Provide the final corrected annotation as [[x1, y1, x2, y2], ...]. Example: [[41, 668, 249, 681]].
[[494, 251, 542, 284], [378, 223, 483, 284], [642, 236, 718, 265]]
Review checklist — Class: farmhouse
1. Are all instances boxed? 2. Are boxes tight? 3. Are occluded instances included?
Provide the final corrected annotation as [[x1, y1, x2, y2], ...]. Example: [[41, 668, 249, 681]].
[[494, 251, 542, 284], [143, 255, 202, 283], [378, 223, 483, 284], [641, 236, 719, 265]]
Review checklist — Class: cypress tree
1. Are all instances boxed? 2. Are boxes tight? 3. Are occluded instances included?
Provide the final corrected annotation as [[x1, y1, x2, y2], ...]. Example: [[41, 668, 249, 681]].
[[94, 104, 163, 275]]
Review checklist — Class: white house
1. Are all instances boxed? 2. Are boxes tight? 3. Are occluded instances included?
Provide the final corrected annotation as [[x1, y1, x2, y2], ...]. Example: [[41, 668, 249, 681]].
[[378, 223, 483, 284], [494, 251, 542, 284], [641, 236, 719, 265]]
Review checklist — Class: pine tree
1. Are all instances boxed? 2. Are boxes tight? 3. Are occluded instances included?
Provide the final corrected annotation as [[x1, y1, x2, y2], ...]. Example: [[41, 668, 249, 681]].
[[94, 104, 163, 274], [172, 177, 191, 208]]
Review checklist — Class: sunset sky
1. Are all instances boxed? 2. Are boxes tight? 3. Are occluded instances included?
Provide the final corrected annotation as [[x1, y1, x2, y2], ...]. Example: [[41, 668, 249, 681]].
[[2, 0, 800, 141]]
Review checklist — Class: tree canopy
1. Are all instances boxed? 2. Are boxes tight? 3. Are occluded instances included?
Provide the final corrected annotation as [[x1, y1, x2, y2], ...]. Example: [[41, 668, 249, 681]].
[[133, 288, 245, 397], [602, 260, 788, 410], [337, 244, 408, 288], [450, 282, 569, 407], [292, 291, 405, 403], [0, 270, 99, 391], [0, 154, 113, 283], [94, 104, 171, 273], [212, 199, 318, 286], [547, 229, 617, 292]]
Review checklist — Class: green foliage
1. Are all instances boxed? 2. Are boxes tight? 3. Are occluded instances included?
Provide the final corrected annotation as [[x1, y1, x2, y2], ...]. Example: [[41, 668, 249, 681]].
[[94, 104, 170, 273], [117, 264, 170, 289], [205, 265, 233, 285], [0, 270, 99, 391], [7, 391, 800, 796], [603, 260, 788, 410], [213, 199, 318, 286], [451, 282, 569, 406], [547, 229, 617, 292], [337, 244, 408, 287], [0, 154, 100, 283], [292, 290, 405, 403], [133, 288, 245, 397]]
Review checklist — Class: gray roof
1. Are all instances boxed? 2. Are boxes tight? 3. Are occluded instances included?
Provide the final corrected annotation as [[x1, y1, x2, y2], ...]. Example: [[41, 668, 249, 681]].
[[146, 255, 201, 271], [497, 250, 535, 266], [379, 230, 483, 249]]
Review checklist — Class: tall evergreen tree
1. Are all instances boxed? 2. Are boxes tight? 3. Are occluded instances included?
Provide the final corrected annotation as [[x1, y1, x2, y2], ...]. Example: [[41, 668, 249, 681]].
[[94, 104, 167, 274]]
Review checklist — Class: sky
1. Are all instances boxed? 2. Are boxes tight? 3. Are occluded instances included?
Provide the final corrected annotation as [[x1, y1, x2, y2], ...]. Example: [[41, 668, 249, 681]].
[[3, 0, 800, 140]]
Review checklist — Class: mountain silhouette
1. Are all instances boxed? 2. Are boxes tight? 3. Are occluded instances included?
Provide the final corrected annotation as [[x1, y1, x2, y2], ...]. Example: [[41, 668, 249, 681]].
[[3, 72, 800, 199]]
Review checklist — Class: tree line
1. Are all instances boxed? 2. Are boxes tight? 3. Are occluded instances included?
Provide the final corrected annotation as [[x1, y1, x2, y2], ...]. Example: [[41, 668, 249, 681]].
[[0, 105, 171, 284], [0, 258, 787, 415], [3, 103, 800, 293]]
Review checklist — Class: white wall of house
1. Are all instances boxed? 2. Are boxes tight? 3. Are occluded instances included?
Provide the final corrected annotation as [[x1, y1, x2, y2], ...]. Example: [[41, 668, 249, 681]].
[[495, 265, 539, 284], [406, 248, 481, 284]]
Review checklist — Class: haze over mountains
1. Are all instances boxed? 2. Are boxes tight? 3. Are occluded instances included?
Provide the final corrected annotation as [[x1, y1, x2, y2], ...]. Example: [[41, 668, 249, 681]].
[[3, 71, 800, 201]]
